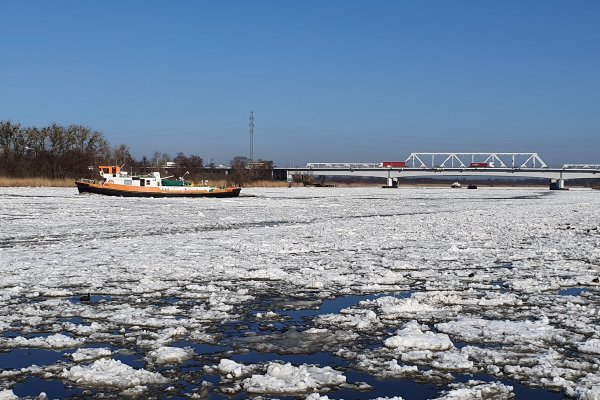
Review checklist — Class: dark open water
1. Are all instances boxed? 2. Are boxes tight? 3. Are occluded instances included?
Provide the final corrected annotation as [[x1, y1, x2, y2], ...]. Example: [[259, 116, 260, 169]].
[[2, 293, 565, 399]]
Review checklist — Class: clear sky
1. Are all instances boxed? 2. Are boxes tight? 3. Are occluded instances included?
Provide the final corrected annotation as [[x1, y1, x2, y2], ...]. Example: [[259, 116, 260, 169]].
[[1, 0, 599, 167]]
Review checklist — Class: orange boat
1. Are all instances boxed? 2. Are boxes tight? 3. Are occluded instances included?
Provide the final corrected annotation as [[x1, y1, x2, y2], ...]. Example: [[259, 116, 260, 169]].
[[76, 166, 241, 198]]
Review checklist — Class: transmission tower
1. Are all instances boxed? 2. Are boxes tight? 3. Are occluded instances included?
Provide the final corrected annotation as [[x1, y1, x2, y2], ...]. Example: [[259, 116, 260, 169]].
[[249, 111, 254, 162]]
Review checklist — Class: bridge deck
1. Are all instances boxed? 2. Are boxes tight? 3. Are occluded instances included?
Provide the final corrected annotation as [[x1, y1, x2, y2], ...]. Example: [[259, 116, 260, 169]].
[[278, 167, 600, 180]]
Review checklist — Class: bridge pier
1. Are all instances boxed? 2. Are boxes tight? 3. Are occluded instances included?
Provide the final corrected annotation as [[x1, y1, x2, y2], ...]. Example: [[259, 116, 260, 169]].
[[549, 178, 567, 190], [382, 177, 398, 188]]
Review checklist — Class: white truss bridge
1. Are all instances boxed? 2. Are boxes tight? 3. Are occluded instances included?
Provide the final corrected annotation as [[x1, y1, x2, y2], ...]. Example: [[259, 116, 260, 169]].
[[283, 152, 600, 188], [307, 153, 549, 169], [404, 152, 547, 168]]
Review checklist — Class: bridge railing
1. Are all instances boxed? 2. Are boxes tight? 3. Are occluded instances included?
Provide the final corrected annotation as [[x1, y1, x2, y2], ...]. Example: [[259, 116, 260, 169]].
[[562, 164, 600, 169]]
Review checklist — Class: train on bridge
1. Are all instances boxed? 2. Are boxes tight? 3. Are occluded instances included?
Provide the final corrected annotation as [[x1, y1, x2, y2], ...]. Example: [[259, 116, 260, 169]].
[[380, 161, 496, 168]]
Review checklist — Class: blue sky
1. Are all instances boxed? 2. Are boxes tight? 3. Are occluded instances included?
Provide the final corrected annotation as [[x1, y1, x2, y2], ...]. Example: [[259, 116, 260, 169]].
[[1, 0, 599, 166]]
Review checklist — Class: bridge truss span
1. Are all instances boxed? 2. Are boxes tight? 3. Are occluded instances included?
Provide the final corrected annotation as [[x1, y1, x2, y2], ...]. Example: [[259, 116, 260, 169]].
[[405, 153, 548, 169], [283, 152, 599, 188]]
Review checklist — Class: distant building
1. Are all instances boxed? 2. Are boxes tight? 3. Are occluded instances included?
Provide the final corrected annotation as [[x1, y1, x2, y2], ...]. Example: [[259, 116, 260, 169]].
[[246, 160, 273, 169]]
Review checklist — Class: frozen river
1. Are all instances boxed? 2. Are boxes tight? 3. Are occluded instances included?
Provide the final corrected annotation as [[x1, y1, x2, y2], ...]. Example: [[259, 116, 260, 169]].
[[0, 187, 599, 399]]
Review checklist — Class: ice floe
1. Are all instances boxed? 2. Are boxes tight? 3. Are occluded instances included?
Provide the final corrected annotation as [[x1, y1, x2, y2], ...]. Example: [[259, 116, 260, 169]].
[[434, 380, 514, 399], [435, 316, 575, 345], [384, 321, 454, 351], [241, 362, 346, 394], [578, 338, 600, 354], [0, 390, 18, 400], [2, 333, 83, 349], [146, 346, 194, 365], [60, 358, 169, 388], [216, 358, 253, 379], [70, 347, 112, 362]]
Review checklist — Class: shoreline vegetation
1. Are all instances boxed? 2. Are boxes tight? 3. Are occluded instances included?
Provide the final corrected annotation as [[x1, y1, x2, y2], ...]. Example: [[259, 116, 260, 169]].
[[0, 177, 292, 188], [0, 176, 572, 189], [0, 177, 371, 188], [0, 177, 76, 187]]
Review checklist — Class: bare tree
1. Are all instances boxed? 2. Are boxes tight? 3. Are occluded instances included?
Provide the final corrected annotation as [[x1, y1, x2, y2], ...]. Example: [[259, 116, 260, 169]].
[[112, 144, 134, 167], [0, 121, 111, 178], [230, 156, 250, 186], [189, 155, 203, 171]]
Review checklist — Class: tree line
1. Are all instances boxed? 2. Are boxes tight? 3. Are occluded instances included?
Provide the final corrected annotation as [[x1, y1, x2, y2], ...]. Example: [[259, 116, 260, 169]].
[[0, 121, 113, 178], [0, 121, 273, 184], [0, 121, 205, 179]]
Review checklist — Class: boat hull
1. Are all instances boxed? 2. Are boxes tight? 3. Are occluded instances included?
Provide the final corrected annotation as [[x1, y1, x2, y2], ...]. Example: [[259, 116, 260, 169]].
[[75, 181, 241, 198]]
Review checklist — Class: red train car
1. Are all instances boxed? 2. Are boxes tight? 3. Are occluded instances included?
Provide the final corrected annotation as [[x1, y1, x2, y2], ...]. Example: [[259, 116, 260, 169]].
[[380, 161, 407, 168]]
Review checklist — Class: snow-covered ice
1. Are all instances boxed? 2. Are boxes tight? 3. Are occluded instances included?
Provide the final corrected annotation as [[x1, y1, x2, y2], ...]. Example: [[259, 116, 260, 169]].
[[1, 333, 82, 349], [69, 347, 112, 362], [1, 186, 599, 398], [146, 346, 194, 365], [434, 380, 514, 399], [0, 390, 18, 400], [60, 358, 169, 388], [384, 321, 454, 351], [242, 362, 346, 394]]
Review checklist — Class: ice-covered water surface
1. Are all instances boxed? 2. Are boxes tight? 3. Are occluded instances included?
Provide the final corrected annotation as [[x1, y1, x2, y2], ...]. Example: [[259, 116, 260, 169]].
[[0, 187, 599, 399]]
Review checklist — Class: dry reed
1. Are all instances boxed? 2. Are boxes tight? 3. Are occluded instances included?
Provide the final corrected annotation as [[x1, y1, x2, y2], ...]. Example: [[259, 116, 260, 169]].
[[0, 176, 76, 187], [193, 179, 297, 188], [193, 180, 387, 188]]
